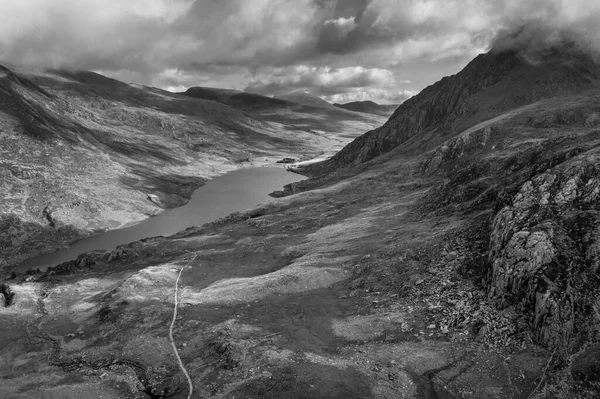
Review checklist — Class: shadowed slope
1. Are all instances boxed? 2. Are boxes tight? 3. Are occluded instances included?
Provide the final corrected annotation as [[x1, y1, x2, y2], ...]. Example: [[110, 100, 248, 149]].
[[183, 87, 293, 111], [274, 91, 337, 109], [334, 101, 398, 117]]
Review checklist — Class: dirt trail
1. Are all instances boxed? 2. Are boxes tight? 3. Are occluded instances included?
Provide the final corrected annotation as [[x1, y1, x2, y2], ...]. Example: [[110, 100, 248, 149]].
[[169, 255, 196, 399]]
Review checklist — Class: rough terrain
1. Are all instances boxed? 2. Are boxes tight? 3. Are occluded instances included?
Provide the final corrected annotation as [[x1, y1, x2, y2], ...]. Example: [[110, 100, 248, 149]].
[[2, 44, 600, 398]]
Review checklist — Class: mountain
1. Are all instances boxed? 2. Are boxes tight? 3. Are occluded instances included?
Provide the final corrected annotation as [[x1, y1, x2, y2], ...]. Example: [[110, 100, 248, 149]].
[[182, 86, 388, 152], [183, 86, 293, 111], [334, 100, 398, 116], [302, 45, 600, 177], [274, 90, 338, 109], [4, 44, 600, 398]]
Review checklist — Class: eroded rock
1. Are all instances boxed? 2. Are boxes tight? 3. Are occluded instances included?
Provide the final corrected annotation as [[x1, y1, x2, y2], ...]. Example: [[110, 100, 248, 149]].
[[0, 282, 16, 306], [488, 154, 600, 348]]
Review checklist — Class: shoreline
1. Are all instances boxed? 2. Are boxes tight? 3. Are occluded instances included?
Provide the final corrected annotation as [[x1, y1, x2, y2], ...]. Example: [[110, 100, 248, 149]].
[[10, 161, 309, 275]]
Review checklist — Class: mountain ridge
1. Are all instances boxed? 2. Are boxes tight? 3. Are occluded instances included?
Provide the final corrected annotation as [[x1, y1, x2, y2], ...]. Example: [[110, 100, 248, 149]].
[[274, 90, 337, 109], [300, 46, 600, 178], [182, 86, 293, 111], [334, 100, 399, 116]]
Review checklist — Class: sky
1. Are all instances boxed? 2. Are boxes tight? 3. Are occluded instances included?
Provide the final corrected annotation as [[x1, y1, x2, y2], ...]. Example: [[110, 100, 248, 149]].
[[1, 0, 599, 104]]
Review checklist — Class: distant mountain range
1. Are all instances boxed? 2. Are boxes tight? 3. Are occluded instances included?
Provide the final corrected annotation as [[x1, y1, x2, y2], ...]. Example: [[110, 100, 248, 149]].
[[183, 88, 399, 118], [274, 91, 338, 109], [334, 100, 399, 117], [183, 86, 293, 111]]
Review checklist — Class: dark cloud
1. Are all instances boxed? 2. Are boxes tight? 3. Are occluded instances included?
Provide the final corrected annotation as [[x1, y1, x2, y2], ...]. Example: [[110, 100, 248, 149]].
[[490, 2, 600, 56], [315, 0, 379, 55], [1, 1, 598, 103]]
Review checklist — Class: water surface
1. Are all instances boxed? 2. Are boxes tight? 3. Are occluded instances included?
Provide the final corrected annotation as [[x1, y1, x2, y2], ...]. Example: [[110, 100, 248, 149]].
[[17, 167, 304, 271]]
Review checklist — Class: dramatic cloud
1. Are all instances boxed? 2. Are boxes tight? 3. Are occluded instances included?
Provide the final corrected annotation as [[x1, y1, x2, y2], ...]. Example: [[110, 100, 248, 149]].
[[489, 0, 600, 52], [0, 1, 599, 104], [0, 0, 321, 72], [245, 66, 396, 95], [245, 65, 415, 104], [323, 89, 418, 105]]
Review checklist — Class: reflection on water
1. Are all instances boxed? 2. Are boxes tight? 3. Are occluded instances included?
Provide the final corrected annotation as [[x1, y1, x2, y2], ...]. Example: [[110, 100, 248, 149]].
[[17, 167, 304, 271]]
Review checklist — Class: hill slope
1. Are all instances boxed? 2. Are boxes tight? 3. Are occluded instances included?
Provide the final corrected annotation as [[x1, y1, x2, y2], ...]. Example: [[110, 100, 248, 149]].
[[274, 91, 337, 109], [183, 86, 293, 111], [334, 100, 398, 116]]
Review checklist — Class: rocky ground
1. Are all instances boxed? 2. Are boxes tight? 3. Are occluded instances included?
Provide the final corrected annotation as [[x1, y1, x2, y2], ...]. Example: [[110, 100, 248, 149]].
[[2, 98, 599, 396], [0, 158, 551, 398], [0, 65, 385, 270]]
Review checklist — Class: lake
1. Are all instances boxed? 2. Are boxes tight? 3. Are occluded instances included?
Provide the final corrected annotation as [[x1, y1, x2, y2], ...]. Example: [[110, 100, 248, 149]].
[[16, 167, 304, 272]]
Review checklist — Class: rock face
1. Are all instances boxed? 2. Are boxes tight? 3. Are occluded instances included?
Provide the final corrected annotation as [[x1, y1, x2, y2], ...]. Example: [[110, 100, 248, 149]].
[[488, 153, 600, 349]]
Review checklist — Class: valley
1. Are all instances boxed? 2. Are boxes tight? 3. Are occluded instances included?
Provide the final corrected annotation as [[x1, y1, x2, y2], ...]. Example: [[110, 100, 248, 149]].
[[1, 44, 600, 399], [15, 167, 305, 272], [0, 65, 385, 270]]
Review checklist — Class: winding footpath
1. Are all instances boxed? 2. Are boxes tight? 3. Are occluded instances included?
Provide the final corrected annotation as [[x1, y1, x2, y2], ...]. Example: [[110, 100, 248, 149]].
[[169, 254, 197, 399]]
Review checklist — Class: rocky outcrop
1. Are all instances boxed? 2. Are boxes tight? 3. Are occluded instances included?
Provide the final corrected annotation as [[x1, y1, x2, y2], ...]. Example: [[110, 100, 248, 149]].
[[269, 180, 302, 198], [146, 194, 162, 207], [487, 153, 600, 348], [0, 283, 15, 306], [420, 124, 494, 174]]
